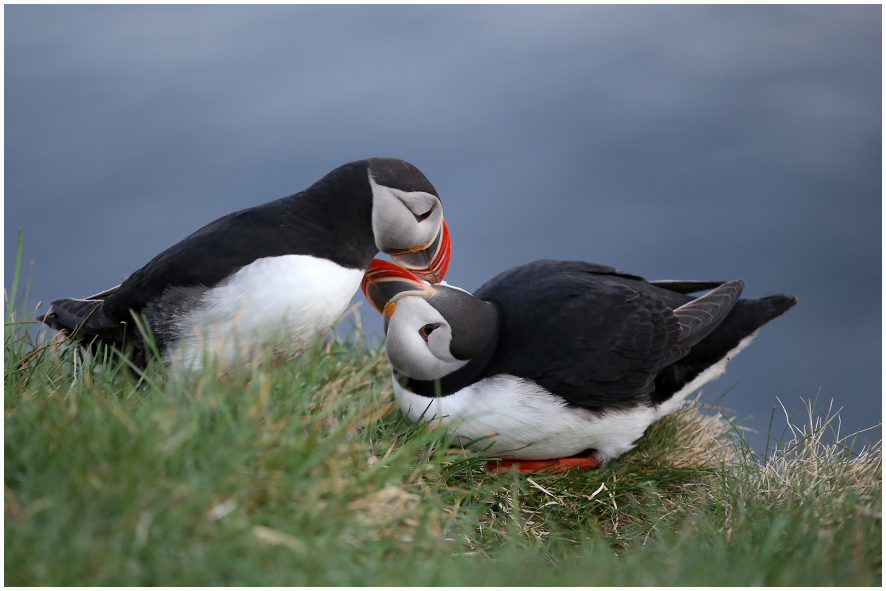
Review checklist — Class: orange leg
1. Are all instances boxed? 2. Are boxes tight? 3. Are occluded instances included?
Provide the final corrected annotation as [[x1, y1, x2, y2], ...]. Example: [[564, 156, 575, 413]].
[[486, 452, 600, 473]]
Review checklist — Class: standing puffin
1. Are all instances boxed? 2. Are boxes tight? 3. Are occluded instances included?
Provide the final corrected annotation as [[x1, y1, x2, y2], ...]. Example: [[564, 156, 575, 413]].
[[361, 258, 797, 465], [39, 158, 451, 372]]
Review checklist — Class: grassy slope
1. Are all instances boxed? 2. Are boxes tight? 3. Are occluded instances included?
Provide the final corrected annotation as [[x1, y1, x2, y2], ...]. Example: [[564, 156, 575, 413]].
[[4, 298, 882, 585]]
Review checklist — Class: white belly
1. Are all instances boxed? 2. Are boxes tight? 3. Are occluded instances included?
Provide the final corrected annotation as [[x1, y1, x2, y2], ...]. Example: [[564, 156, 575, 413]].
[[393, 374, 656, 462], [168, 255, 363, 372], [391, 333, 758, 462]]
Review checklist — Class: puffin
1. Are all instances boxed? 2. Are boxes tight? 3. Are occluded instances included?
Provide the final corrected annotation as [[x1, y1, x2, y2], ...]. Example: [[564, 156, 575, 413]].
[[361, 258, 797, 467], [38, 158, 451, 372]]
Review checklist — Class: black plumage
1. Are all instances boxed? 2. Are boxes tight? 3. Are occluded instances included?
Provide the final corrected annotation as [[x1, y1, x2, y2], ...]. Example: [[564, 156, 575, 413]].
[[651, 293, 797, 404], [38, 158, 442, 365], [397, 260, 796, 411], [104, 160, 379, 321]]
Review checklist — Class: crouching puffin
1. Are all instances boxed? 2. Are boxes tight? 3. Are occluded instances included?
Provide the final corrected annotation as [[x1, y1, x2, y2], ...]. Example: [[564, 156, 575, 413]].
[[361, 258, 797, 467], [38, 158, 451, 372]]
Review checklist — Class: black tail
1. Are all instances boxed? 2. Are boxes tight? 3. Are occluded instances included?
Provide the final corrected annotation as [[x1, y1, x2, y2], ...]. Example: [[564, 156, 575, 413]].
[[653, 293, 798, 403], [38, 298, 118, 338], [38, 288, 154, 368]]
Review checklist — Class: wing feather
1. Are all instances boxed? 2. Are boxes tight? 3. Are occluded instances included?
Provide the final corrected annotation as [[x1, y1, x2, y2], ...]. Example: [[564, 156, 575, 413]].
[[475, 261, 686, 409]]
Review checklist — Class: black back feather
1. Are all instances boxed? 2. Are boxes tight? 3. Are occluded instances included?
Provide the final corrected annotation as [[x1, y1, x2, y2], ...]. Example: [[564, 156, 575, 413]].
[[400, 260, 795, 413], [472, 260, 691, 409], [102, 160, 377, 321]]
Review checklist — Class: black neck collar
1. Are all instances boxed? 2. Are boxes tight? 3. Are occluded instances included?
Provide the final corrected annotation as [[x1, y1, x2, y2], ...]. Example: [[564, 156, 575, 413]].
[[394, 309, 501, 398]]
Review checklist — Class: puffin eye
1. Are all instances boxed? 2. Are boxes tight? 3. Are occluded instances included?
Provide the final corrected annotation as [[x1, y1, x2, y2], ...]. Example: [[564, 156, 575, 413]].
[[414, 206, 435, 222], [418, 323, 440, 342]]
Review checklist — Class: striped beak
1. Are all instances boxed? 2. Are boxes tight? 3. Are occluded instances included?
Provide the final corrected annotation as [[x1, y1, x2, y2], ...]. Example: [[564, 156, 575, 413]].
[[389, 218, 451, 284], [361, 258, 434, 319]]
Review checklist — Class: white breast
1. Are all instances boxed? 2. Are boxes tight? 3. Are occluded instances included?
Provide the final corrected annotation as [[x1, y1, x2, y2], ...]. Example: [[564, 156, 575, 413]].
[[393, 375, 656, 462], [168, 255, 363, 372]]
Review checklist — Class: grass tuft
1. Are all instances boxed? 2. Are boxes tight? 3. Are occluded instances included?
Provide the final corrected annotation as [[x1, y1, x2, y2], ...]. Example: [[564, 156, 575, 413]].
[[4, 240, 881, 584]]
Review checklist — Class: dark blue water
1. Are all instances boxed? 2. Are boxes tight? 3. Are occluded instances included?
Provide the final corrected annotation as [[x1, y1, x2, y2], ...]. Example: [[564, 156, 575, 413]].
[[6, 5, 881, 452]]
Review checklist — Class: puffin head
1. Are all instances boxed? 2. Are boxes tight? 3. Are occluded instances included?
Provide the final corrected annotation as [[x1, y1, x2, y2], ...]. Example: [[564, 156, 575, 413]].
[[366, 158, 451, 284], [361, 259, 497, 381]]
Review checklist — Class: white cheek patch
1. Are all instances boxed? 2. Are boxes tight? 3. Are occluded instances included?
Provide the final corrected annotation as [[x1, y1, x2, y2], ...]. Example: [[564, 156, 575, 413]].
[[369, 173, 442, 252], [391, 187, 438, 217], [385, 297, 468, 381], [426, 324, 457, 361]]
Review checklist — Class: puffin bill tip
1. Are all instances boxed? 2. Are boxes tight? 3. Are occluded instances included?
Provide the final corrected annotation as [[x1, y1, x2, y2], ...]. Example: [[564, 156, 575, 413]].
[[390, 218, 451, 284], [361, 258, 434, 315]]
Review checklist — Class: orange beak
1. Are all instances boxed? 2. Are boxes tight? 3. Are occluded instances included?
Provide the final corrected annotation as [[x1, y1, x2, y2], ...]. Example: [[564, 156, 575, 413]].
[[361, 258, 435, 317], [389, 218, 451, 284]]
